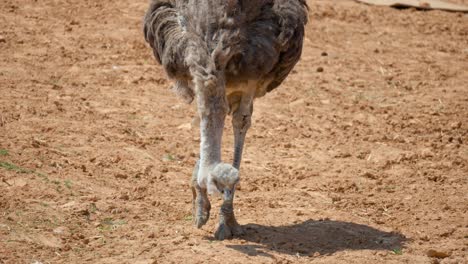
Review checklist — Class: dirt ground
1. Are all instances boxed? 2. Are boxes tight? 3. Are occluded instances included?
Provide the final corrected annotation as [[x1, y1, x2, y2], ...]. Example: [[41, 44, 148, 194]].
[[0, 0, 467, 263]]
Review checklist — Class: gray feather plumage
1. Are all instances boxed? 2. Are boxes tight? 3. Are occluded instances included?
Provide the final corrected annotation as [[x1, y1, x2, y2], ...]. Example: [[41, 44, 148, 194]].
[[143, 0, 308, 101]]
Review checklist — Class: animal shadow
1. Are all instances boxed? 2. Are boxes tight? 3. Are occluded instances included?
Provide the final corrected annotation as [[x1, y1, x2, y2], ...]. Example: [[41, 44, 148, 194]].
[[227, 219, 406, 257]]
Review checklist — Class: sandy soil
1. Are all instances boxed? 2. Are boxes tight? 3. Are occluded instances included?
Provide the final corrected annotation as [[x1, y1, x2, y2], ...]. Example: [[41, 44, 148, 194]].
[[0, 0, 467, 263]]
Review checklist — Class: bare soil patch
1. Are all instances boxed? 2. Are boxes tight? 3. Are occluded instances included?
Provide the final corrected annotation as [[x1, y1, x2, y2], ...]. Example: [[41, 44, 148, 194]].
[[0, 0, 467, 263]]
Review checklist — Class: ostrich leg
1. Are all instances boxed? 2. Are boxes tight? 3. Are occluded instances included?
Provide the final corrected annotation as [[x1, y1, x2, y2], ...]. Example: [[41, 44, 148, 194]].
[[189, 56, 232, 230], [232, 101, 253, 170], [191, 160, 211, 228], [214, 93, 253, 240]]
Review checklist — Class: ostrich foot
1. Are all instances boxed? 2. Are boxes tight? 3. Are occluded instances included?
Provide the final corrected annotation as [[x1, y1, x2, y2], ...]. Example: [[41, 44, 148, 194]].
[[214, 202, 244, 240], [214, 219, 244, 240], [191, 160, 211, 228], [192, 188, 211, 228]]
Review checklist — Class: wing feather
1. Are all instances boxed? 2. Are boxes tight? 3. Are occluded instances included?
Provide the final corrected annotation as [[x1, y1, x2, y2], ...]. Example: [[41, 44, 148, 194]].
[[266, 0, 308, 92]]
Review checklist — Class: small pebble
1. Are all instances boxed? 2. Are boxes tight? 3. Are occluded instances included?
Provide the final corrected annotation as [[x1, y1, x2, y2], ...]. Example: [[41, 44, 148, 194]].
[[115, 173, 128, 179], [53, 226, 70, 236], [317, 67, 324, 73], [420, 148, 435, 158], [450, 121, 461, 129], [427, 249, 451, 259]]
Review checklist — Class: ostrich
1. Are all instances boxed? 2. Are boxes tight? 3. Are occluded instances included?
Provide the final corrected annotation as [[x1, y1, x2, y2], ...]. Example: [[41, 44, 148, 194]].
[[143, 0, 308, 240]]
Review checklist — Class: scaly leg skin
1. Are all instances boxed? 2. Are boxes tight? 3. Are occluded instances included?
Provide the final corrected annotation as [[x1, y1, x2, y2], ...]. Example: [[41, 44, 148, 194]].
[[232, 104, 252, 170], [214, 192, 244, 240], [191, 160, 211, 228], [214, 94, 253, 240]]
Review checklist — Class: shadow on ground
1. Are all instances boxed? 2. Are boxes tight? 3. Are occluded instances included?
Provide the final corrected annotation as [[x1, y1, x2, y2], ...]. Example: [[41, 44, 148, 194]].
[[227, 219, 406, 257]]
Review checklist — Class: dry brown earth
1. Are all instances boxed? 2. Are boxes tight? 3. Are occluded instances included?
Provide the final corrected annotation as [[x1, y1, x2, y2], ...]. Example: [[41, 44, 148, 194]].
[[0, 0, 467, 263]]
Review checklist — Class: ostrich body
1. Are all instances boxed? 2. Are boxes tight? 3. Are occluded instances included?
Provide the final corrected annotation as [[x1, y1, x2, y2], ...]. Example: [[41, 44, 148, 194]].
[[144, 0, 308, 240]]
